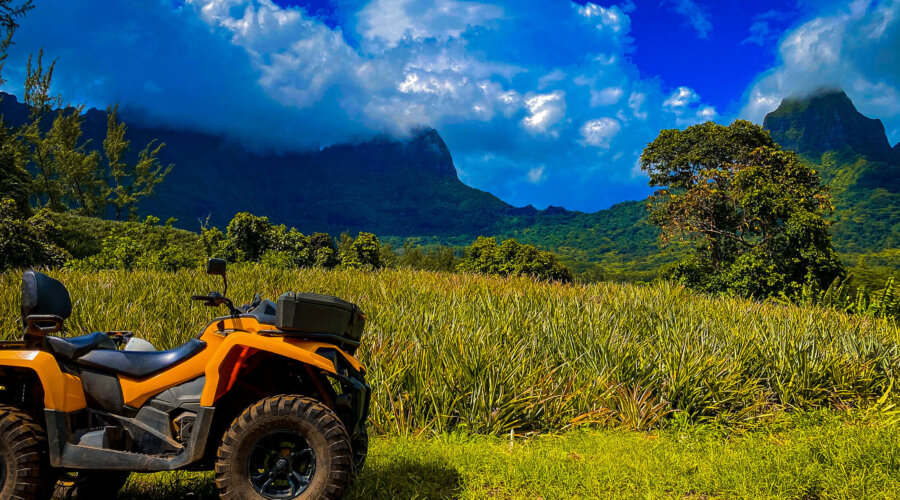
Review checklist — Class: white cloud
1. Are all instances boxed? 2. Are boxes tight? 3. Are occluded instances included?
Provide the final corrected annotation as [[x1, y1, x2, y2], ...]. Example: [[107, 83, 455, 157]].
[[590, 86, 624, 106], [527, 165, 545, 183], [538, 69, 566, 89], [697, 106, 717, 120], [522, 91, 566, 134], [398, 72, 462, 95], [580, 117, 621, 147], [663, 86, 717, 125], [628, 91, 647, 119], [576, 2, 632, 34], [357, 0, 504, 48], [192, 0, 360, 108], [663, 86, 699, 108], [663, 0, 712, 39]]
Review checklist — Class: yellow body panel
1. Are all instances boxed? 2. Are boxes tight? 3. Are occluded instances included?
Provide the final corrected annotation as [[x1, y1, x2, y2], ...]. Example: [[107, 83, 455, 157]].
[[119, 343, 217, 408], [118, 315, 363, 409], [198, 333, 343, 406], [0, 316, 363, 412], [0, 350, 87, 412]]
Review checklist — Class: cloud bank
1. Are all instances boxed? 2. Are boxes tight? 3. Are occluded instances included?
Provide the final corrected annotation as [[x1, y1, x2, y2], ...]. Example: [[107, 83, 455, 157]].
[[3, 0, 722, 211]]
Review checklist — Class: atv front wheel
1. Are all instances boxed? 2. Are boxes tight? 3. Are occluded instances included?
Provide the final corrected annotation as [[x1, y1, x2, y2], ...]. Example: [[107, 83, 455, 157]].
[[0, 406, 51, 500], [53, 470, 130, 499], [215, 395, 353, 500], [351, 427, 368, 474]]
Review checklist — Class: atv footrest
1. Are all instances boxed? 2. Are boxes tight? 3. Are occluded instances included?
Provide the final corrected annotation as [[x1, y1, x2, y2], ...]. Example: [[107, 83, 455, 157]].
[[76, 426, 124, 450]]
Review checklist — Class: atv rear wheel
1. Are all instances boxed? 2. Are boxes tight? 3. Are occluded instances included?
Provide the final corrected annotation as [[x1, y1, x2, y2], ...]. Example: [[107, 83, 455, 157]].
[[53, 470, 130, 499], [0, 406, 51, 500], [215, 395, 353, 500]]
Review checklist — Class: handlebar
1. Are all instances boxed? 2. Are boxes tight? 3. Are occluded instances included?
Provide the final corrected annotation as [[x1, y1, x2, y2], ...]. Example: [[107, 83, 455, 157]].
[[191, 292, 242, 316]]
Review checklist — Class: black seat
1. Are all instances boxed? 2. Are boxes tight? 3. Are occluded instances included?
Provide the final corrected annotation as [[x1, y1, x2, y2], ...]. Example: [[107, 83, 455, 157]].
[[75, 339, 207, 379], [21, 270, 72, 339], [21, 270, 72, 320], [44, 332, 118, 361]]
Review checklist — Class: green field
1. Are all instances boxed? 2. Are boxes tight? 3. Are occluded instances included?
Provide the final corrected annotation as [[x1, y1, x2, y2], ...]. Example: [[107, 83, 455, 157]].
[[3, 267, 900, 497], [118, 412, 900, 499]]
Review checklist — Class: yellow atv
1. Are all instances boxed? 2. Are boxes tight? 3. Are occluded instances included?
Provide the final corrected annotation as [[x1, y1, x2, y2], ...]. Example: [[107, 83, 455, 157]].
[[0, 259, 370, 500]]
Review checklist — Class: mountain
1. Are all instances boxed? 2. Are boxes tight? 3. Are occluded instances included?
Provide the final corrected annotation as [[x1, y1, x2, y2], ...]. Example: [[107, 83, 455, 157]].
[[6, 86, 900, 277], [764, 89, 900, 252], [764, 89, 895, 161], [0, 92, 664, 276]]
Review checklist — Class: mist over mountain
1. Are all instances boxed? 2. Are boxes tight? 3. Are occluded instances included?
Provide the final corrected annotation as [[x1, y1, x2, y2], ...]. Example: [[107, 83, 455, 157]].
[[0, 92, 660, 274], [5, 85, 899, 273]]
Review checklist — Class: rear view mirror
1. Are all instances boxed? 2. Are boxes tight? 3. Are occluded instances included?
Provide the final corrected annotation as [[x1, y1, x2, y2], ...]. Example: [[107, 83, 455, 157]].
[[206, 258, 227, 276]]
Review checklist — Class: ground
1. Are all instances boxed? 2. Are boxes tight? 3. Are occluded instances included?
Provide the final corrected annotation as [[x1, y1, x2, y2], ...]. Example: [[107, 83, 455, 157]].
[[113, 411, 900, 499]]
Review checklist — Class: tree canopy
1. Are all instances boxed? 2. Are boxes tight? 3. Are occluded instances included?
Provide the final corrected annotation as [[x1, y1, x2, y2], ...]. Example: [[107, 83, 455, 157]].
[[640, 120, 845, 298]]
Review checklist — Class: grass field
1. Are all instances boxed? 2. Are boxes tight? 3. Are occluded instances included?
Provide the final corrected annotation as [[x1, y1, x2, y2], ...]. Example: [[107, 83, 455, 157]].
[[5, 266, 900, 497], [3, 266, 900, 436], [115, 411, 900, 499]]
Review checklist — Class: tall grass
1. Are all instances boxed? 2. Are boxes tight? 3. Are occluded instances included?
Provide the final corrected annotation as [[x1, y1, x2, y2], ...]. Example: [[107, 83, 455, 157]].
[[2, 267, 899, 435]]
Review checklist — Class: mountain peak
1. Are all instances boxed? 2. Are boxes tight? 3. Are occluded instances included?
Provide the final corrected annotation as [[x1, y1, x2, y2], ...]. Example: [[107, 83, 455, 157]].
[[763, 88, 893, 160]]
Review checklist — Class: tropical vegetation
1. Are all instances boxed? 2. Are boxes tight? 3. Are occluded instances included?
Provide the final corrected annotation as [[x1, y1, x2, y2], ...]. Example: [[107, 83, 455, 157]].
[[641, 120, 845, 299]]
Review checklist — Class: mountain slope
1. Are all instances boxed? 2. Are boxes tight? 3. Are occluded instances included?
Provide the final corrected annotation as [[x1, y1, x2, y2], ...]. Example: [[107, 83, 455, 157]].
[[0, 92, 663, 271], [764, 89, 900, 252], [764, 89, 895, 161], [6, 88, 899, 274]]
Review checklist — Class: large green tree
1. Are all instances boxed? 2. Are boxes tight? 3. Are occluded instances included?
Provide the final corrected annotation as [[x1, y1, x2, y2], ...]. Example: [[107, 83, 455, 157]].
[[640, 120, 845, 298], [103, 105, 172, 220], [16, 50, 171, 219], [0, 1, 33, 213]]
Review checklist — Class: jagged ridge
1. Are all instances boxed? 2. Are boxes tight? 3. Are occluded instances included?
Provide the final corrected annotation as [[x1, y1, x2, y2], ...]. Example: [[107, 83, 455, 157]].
[[764, 89, 894, 161]]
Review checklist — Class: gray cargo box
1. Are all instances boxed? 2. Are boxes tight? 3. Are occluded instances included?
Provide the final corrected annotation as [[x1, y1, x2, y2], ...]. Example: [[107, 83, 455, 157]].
[[275, 292, 365, 353]]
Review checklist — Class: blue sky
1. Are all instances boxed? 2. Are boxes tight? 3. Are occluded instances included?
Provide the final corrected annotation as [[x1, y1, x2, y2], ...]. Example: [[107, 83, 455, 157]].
[[3, 0, 899, 212]]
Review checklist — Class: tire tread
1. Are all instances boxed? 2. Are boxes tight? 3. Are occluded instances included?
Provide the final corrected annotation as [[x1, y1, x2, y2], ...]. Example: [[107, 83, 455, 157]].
[[215, 395, 352, 500]]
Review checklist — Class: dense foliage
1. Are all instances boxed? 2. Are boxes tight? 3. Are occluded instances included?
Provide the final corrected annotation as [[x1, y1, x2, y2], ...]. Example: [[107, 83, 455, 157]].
[[66, 216, 201, 272], [0, 197, 67, 270], [641, 121, 845, 298], [458, 236, 573, 283]]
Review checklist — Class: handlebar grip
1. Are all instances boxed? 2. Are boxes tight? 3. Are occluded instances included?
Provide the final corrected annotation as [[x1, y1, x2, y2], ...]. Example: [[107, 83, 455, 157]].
[[191, 295, 210, 301]]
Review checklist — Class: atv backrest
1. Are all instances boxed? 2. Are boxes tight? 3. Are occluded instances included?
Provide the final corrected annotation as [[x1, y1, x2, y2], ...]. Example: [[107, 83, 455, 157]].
[[21, 270, 72, 334]]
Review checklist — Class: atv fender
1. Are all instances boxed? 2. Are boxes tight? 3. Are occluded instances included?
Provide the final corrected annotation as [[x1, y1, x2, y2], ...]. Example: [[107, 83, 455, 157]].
[[200, 332, 352, 406], [0, 350, 87, 412]]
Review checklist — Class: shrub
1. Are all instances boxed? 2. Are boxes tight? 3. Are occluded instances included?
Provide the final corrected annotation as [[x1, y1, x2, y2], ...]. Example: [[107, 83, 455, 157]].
[[67, 216, 202, 271], [458, 236, 573, 282], [309, 232, 339, 268], [340, 232, 383, 270], [0, 197, 69, 270], [226, 212, 274, 261]]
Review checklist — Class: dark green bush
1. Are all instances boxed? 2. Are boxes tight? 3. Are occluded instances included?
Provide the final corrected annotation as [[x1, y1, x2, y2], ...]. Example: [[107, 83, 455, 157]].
[[458, 236, 573, 283], [0, 197, 69, 271]]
